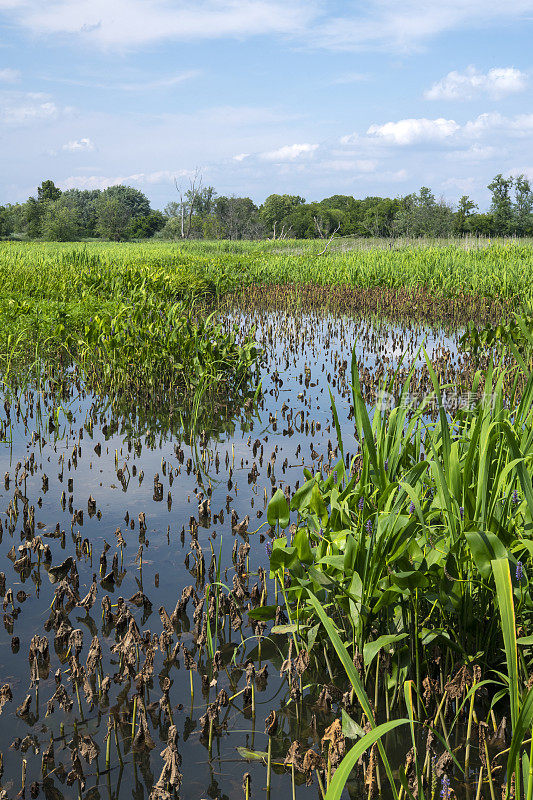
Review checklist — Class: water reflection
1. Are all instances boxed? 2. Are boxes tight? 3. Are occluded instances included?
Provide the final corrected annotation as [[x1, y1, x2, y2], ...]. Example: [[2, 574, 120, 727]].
[[0, 306, 464, 799]]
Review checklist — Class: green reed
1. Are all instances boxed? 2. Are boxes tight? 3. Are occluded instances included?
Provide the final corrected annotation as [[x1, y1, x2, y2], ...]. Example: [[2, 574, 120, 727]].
[[0, 243, 261, 416], [1, 239, 533, 303], [262, 346, 533, 795]]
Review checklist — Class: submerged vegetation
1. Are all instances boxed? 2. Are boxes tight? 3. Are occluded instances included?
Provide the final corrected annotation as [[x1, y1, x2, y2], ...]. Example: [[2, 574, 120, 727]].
[[0, 239, 531, 799], [460, 301, 533, 362]]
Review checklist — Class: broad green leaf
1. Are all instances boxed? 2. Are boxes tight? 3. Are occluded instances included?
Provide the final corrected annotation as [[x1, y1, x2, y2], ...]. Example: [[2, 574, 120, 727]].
[[290, 478, 315, 512], [267, 488, 290, 528], [237, 747, 268, 761], [293, 528, 314, 564], [306, 591, 400, 800], [363, 633, 407, 668], [310, 483, 328, 527], [507, 687, 533, 789], [271, 624, 297, 635], [492, 558, 519, 733], [466, 531, 508, 580], [342, 709, 364, 739], [247, 605, 277, 621]]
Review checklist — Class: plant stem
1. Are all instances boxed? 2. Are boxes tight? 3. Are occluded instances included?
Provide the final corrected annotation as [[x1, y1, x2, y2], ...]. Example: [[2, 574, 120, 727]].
[[266, 735, 272, 796]]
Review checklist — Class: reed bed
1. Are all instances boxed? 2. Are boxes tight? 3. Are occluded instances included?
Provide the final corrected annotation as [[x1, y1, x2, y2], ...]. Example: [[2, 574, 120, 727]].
[[0, 245, 261, 413], [1, 238, 533, 302]]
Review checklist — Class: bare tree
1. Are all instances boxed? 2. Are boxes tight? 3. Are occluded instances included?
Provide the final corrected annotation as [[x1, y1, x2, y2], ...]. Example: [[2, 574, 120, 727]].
[[271, 221, 292, 240], [313, 215, 326, 238], [174, 169, 202, 239], [317, 223, 340, 255]]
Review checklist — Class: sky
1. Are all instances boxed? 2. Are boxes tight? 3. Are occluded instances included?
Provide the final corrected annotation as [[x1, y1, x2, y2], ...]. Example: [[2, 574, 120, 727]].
[[0, 0, 532, 211]]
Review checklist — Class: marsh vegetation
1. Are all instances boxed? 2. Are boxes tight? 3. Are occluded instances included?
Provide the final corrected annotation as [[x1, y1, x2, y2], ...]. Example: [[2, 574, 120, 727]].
[[0, 239, 531, 800]]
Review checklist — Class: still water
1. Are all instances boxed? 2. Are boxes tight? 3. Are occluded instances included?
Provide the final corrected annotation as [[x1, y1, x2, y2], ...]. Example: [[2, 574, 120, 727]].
[[0, 308, 460, 800]]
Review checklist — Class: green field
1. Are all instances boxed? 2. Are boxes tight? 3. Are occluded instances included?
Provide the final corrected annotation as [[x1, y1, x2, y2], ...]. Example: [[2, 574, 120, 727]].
[[2, 238, 533, 299]]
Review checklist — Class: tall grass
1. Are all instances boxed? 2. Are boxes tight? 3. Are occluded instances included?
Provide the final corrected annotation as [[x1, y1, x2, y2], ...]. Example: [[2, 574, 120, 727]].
[[1, 239, 533, 300], [0, 244, 261, 430], [266, 349, 533, 796]]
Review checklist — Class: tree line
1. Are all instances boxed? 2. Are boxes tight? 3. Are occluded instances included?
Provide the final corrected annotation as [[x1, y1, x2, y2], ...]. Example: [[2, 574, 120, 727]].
[[0, 174, 532, 242]]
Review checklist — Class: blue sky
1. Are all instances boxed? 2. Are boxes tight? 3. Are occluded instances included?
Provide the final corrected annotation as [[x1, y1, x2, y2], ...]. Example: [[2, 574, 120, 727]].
[[0, 0, 532, 210]]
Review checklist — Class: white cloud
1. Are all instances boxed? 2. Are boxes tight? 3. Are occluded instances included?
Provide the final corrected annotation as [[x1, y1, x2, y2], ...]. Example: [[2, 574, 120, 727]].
[[308, 0, 533, 52], [3, 0, 314, 48], [60, 169, 196, 191], [367, 117, 459, 145], [462, 112, 533, 138], [62, 137, 94, 152], [339, 133, 359, 145], [41, 70, 201, 92], [462, 111, 504, 137], [141, 169, 198, 183], [425, 66, 527, 100], [0, 68, 20, 83], [442, 176, 476, 193], [3, 0, 533, 53], [447, 144, 499, 161], [0, 92, 62, 124], [260, 142, 318, 161], [60, 175, 122, 191], [233, 153, 250, 161], [355, 159, 378, 172], [352, 111, 533, 155], [509, 166, 533, 181], [371, 168, 408, 182], [117, 71, 201, 91], [510, 114, 533, 135]]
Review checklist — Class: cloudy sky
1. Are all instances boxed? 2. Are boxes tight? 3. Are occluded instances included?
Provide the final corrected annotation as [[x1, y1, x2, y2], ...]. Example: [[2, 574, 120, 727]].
[[0, 0, 531, 209]]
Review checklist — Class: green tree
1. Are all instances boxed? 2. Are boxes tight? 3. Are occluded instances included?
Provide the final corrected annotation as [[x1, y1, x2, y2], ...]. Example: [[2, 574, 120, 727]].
[[467, 212, 495, 236], [61, 189, 100, 237], [23, 180, 64, 238], [513, 175, 533, 235], [102, 185, 151, 220], [169, 171, 205, 238], [37, 179, 62, 203], [127, 211, 166, 239], [488, 174, 514, 235], [187, 186, 218, 237], [260, 194, 305, 237], [0, 206, 9, 238], [360, 198, 401, 237], [158, 215, 183, 241], [3, 203, 26, 237], [213, 196, 260, 239], [396, 187, 454, 237], [454, 195, 478, 234], [40, 198, 82, 241], [96, 196, 132, 241], [25, 196, 44, 238]]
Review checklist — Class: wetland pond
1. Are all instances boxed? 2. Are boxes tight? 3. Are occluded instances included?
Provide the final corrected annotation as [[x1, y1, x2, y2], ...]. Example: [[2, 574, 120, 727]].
[[0, 302, 470, 800]]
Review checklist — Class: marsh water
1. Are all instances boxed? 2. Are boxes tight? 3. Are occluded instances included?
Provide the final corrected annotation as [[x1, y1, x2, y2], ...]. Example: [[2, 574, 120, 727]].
[[0, 305, 465, 800]]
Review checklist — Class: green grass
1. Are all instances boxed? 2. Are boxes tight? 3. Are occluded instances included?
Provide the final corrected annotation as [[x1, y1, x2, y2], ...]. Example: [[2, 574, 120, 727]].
[[1, 238, 533, 301], [0, 243, 261, 417], [1, 237, 529, 410], [268, 349, 533, 684], [263, 350, 533, 799]]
